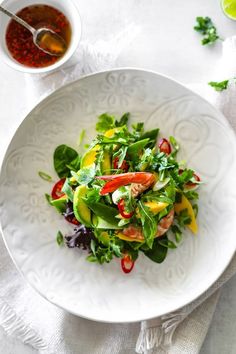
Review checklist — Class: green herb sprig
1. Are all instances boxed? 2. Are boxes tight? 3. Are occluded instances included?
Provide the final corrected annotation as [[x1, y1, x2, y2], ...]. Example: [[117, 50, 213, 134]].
[[194, 17, 221, 45]]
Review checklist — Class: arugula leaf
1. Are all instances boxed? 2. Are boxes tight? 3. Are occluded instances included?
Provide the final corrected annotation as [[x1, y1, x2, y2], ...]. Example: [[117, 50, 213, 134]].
[[137, 147, 154, 171], [176, 208, 192, 227], [208, 80, 229, 91], [192, 204, 198, 217], [159, 238, 177, 249], [140, 128, 159, 148], [96, 113, 115, 132], [86, 188, 101, 204], [132, 122, 144, 138], [169, 136, 179, 157], [56, 231, 64, 246], [138, 201, 157, 248], [127, 139, 150, 163], [115, 112, 130, 127], [194, 16, 220, 45], [88, 235, 123, 264], [114, 146, 128, 168], [184, 190, 199, 200], [144, 236, 168, 263], [71, 165, 96, 185], [54, 145, 80, 178], [171, 224, 182, 243]]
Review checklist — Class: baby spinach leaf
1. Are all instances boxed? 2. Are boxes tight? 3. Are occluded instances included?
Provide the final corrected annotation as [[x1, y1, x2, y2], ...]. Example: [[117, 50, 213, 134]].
[[85, 201, 120, 226], [144, 236, 168, 263], [54, 145, 80, 178]]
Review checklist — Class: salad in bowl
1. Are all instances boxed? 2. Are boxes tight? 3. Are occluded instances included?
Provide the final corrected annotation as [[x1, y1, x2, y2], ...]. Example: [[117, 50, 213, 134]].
[[43, 112, 200, 274]]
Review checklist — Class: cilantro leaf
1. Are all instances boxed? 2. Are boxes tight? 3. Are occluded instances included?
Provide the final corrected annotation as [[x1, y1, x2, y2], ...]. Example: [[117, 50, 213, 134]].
[[96, 113, 115, 132], [194, 16, 220, 45], [208, 80, 229, 91]]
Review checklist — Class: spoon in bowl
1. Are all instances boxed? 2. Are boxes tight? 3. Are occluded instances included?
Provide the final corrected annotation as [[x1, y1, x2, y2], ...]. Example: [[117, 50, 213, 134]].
[[0, 5, 67, 56]]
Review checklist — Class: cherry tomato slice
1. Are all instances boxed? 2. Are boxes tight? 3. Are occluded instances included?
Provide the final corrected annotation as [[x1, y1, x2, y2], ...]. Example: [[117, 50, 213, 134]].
[[121, 254, 135, 273], [51, 178, 66, 200], [113, 157, 129, 172], [118, 198, 134, 219], [158, 138, 171, 154]]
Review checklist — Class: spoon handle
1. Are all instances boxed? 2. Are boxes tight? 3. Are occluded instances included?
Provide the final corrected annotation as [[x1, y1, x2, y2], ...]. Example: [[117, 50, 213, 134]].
[[0, 5, 35, 35]]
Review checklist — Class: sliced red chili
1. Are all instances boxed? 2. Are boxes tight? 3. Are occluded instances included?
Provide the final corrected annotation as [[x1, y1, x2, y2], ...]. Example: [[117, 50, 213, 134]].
[[113, 157, 129, 172], [51, 178, 66, 200], [179, 169, 201, 188], [158, 138, 171, 154], [64, 215, 80, 225], [118, 198, 134, 219], [121, 254, 135, 274], [186, 173, 201, 188]]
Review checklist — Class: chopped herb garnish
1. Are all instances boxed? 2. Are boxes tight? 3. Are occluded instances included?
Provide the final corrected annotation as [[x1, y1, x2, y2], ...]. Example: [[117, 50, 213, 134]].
[[38, 171, 52, 182], [194, 16, 221, 45], [208, 79, 229, 91], [56, 231, 64, 246]]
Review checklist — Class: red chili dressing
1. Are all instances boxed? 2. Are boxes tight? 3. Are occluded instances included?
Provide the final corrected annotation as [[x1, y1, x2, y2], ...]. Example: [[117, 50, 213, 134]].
[[5, 5, 71, 68]]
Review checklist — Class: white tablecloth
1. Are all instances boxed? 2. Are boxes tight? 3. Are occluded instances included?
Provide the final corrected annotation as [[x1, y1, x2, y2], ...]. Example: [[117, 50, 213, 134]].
[[1, 0, 236, 353]]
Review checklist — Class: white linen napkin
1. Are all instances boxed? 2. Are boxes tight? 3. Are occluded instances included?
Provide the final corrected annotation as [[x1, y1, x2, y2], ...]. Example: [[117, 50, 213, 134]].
[[1, 32, 236, 354]]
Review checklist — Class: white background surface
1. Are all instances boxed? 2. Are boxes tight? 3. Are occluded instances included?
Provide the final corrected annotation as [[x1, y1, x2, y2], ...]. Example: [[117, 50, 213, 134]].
[[0, 0, 236, 353]]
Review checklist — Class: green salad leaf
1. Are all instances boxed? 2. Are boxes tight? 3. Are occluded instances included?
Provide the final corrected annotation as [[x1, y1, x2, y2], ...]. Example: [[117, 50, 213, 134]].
[[54, 145, 80, 178], [194, 16, 220, 45], [138, 201, 157, 248]]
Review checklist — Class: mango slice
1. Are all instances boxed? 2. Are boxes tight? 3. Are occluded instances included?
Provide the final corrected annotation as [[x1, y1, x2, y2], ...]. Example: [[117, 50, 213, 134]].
[[174, 194, 198, 234], [144, 201, 169, 215]]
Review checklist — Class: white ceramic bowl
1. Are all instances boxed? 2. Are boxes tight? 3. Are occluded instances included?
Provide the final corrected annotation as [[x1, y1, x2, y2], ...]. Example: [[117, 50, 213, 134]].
[[0, 0, 81, 73], [1, 69, 236, 323]]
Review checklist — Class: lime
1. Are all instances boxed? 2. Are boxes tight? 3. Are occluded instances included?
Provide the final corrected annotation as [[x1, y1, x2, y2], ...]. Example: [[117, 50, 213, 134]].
[[221, 0, 236, 20]]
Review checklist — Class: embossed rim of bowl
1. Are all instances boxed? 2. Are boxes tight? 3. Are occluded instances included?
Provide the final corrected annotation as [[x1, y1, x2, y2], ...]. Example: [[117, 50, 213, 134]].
[[0, 68, 236, 323], [0, 0, 82, 74]]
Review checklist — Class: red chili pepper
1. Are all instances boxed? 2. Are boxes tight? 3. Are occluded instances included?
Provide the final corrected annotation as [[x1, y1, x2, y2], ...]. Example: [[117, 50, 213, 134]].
[[64, 215, 80, 225], [117, 198, 134, 219], [158, 138, 171, 154], [186, 173, 201, 188], [51, 178, 66, 199], [179, 169, 201, 188], [121, 254, 135, 274], [113, 157, 129, 172]]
